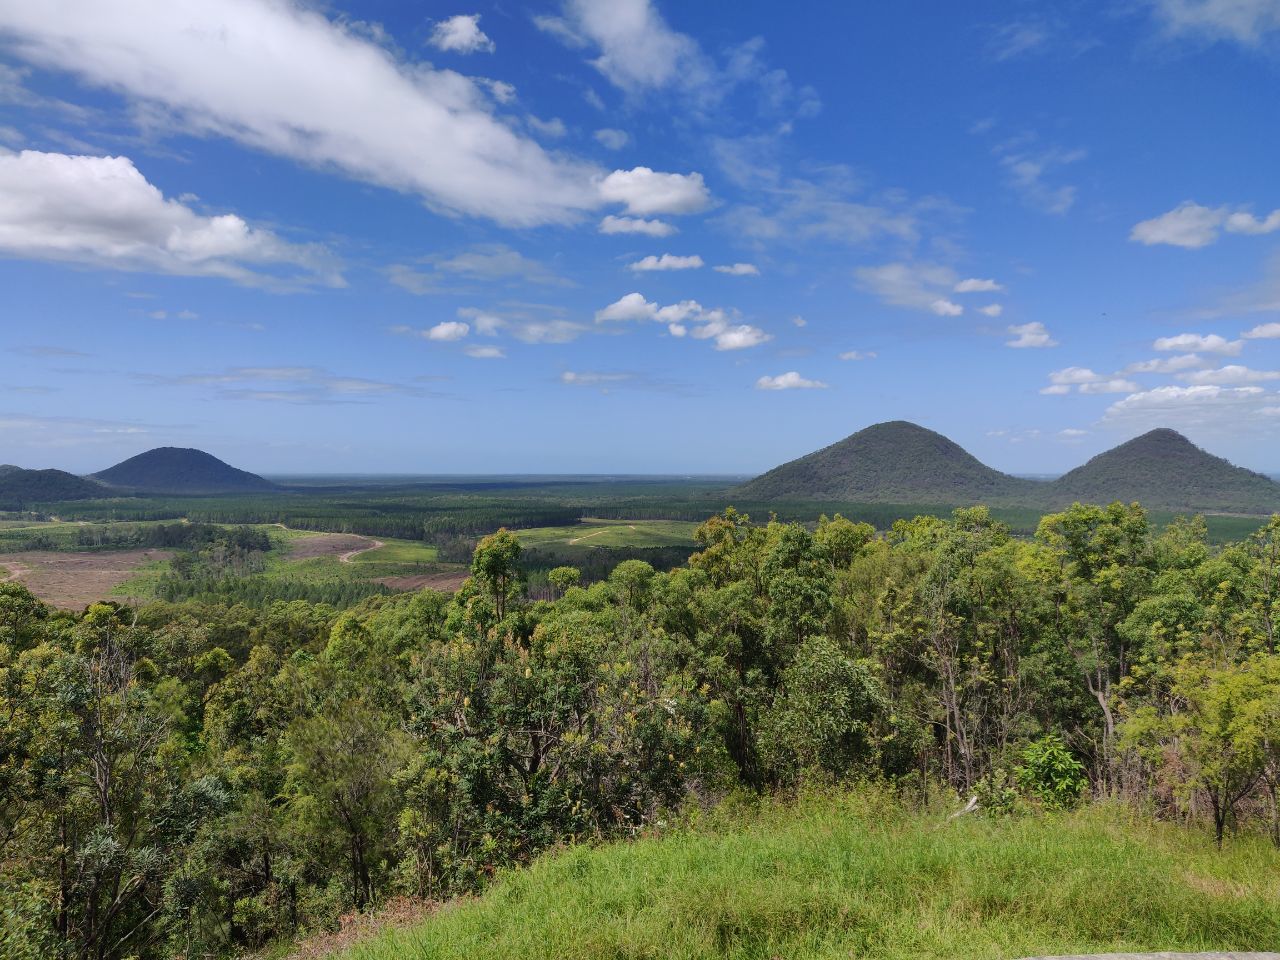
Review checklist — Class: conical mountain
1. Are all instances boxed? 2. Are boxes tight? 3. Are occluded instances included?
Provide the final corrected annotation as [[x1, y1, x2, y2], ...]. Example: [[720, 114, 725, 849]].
[[0, 465, 107, 505], [93, 447, 277, 494], [1046, 428, 1280, 514], [734, 421, 1034, 503]]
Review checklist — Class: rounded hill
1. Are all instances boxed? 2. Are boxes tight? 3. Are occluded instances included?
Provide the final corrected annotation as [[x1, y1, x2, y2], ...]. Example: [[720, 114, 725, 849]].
[[92, 447, 277, 494], [0, 465, 107, 506], [1046, 428, 1280, 514], [734, 421, 1035, 504]]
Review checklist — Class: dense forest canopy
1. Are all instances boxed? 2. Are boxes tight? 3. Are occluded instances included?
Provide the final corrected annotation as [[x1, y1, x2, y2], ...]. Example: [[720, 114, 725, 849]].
[[2, 501, 1280, 959]]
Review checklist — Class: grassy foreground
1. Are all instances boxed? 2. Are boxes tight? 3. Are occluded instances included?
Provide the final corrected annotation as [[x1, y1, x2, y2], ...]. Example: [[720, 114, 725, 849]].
[[335, 792, 1280, 960]]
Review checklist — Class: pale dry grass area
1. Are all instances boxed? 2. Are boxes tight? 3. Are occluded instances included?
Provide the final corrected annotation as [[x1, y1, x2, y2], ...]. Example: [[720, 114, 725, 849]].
[[0, 549, 171, 609]]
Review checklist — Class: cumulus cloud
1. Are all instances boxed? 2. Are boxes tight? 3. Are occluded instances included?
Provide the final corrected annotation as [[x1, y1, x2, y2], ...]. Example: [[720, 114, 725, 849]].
[[628, 253, 703, 271], [0, 149, 340, 288], [594, 292, 770, 350], [1182, 364, 1280, 384], [1005, 322, 1058, 348], [425, 320, 470, 342], [428, 14, 494, 53], [0, 0, 614, 225], [1125, 353, 1206, 374], [714, 262, 759, 276], [955, 277, 1004, 293], [597, 214, 676, 236], [854, 262, 964, 315], [593, 128, 630, 150], [755, 371, 828, 390], [598, 166, 710, 216], [978, 304, 1004, 317], [1042, 366, 1136, 394], [1130, 201, 1280, 247], [1153, 332, 1243, 355], [1244, 321, 1280, 339], [1104, 383, 1280, 431], [535, 0, 713, 96]]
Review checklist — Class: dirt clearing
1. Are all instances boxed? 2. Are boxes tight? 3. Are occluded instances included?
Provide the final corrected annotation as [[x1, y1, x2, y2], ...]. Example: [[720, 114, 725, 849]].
[[0, 549, 172, 609], [287, 532, 378, 561], [377, 571, 469, 593]]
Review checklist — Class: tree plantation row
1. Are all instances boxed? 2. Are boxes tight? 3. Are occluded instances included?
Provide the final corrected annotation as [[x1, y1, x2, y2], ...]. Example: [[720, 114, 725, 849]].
[[2, 501, 1280, 959]]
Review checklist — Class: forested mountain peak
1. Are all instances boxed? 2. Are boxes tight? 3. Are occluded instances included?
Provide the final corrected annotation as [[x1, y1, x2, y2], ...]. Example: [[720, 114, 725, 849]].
[[1046, 428, 1280, 513], [734, 420, 1034, 503], [0, 465, 107, 506], [93, 446, 277, 494]]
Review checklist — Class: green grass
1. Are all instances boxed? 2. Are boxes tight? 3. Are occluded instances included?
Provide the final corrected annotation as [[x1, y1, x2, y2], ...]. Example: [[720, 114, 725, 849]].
[[339, 792, 1280, 960], [348, 538, 440, 566], [515, 518, 701, 551]]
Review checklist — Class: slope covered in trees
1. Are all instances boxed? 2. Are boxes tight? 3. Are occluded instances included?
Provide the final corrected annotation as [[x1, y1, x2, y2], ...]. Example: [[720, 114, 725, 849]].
[[0, 465, 106, 506], [733, 420, 1035, 503], [1046, 427, 1280, 513], [2, 504, 1279, 958], [93, 446, 277, 494]]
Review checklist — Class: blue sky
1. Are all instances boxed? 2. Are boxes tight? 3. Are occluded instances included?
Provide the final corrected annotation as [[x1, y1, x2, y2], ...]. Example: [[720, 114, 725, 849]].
[[2, 0, 1280, 475]]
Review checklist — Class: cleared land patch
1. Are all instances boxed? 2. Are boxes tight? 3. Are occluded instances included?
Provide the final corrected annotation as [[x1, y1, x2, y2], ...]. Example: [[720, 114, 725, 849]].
[[515, 518, 700, 551], [0, 549, 173, 609]]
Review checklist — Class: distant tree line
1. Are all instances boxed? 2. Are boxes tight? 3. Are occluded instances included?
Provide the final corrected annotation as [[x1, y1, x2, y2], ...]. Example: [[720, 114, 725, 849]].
[[2, 502, 1279, 958]]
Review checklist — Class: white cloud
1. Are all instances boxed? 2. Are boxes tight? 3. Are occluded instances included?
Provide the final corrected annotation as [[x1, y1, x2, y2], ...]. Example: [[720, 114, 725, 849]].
[[628, 253, 703, 271], [1153, 332, 1243, 355], [537, 0, 712, 95], [1005, 322, 1058, 348], [755, 371, 828, 391], [464, 344, 504, 359], [1059, 427, 1088, 438], [428, 14, 494, 54], [838, 350, 877, 361], [1243, 321, 1280, 339], [1226, 209, 1280, 234], [1042, 366, 1135, 394], [1182, 364, 1280, 384], [706, 324, 771, 351], [560, 370, 632, 385], [791, 315, 806, 327], [1131, 201, 1280, 247], [388, 243, 568, 293], [1104, 383, 1278, 431], [426, 320, 470, 342], [595, 292, 769, 350], [0, 0, 611, 226], [1131, 201, 1226, 248], [598, 214, 676, 236], [997, 145, 1084, 215], [0, 149, 340, 287], [855, 262, 964, 314], [596, 292, 659, 323], [594, 128, 630, 150], [714, 262, 760, 276], [978, 304, 1004, 317], [527, 115, 568, 138], [1125, 353, 1206, 373], [598, 166, 710, 216], [955, 277, 1004, 293], [1145, 0, 1280, 46], [1079, 378, 1140, 394]]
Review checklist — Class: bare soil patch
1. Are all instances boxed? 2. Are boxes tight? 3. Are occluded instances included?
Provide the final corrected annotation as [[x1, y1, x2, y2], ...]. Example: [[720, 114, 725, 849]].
[[0, 549, 172, 609], [287, 532, 376, 561], [378, 571, 469, 593]]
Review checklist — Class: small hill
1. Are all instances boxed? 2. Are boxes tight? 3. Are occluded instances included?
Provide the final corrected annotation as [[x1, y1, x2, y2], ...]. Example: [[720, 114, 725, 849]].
[[0, 465, 106, 505], [1046, 428, 1280, 514], [93, 447, 276, 494], [734, 421, 1034, 503], [321, 794, 1280, 960]]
